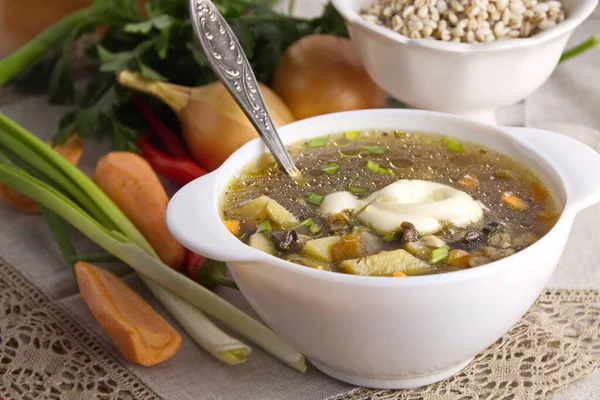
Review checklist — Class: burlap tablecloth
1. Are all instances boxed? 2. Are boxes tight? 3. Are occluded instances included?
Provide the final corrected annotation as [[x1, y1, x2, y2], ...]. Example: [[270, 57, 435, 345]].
[[1, 2, 599, 399]]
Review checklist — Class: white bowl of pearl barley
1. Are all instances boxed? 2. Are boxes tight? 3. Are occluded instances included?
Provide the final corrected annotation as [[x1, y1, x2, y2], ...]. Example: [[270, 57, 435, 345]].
[[332, 0, 598, 124]]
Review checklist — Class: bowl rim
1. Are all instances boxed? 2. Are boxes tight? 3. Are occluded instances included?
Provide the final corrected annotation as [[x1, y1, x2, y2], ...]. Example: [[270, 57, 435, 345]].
[[210, 109, 573, 287], [331, 0, 599, 54]]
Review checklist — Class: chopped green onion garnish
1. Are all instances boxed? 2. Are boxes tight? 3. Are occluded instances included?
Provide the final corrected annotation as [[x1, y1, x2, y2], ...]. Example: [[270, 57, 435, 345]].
[[430, 245, 450, 263], [383, 231, 401, 241], [297, 218, 314, 227], [443, 138, 464, 153], [363, 146, 387, 154], [366, 161, 380, 173], [394, 131, 410, 139], [307, 193, 324, 206], [365, 161, 395, 175], [323, 162, 340, 175], [307, 137, 328, 148], [348, 186, 367, 194], [297, 218, 321, 234], [344, 130, 361, 141], [257, 220, 272, 233]]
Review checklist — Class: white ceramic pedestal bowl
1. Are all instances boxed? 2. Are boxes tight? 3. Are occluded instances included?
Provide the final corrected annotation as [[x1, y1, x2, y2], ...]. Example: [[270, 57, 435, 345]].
[[332, 0, 598, 125], [166, 109, 600, 389]]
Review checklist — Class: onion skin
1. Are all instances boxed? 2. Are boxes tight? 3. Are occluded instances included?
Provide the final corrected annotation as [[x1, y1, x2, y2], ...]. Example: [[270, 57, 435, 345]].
[[117, 71, 294, 171], [272, 34, 387, 121], [178, 82, 294, 171]]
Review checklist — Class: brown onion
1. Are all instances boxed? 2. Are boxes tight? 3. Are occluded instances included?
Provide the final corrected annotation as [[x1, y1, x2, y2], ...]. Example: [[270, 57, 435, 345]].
[[272, 34, 387, 120], [118, 71, 294, 171]]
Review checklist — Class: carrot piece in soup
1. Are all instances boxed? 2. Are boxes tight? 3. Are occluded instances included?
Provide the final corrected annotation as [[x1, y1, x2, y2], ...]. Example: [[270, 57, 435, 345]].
[[501, 192, 529, 211]]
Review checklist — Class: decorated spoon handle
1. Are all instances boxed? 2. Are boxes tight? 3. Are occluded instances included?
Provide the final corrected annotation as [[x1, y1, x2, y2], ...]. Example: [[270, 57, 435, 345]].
[[188, 0, 300, 179]]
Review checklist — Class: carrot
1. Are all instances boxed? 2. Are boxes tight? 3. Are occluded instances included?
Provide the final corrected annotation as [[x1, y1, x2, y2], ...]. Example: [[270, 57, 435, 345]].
[[531, 182, 549, 203], [446, 249, 472, 268], [223, 219, 240, 237], [0, 135, 83, 214], [75, 261, 182, 366], [392, 272, 407, 277], [500, 192, 529, 211], [93, 152, 185, 269], [538, 211, 560, 224], [458, 174, 478, 189]]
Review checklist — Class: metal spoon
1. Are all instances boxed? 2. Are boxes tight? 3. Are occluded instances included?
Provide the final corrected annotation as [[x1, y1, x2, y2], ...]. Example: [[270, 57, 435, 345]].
[[188, 0, 302, 181]]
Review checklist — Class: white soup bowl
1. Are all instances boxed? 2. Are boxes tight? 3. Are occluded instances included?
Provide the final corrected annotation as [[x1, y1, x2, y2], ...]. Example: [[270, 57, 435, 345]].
[[166, 109, 600, 389]]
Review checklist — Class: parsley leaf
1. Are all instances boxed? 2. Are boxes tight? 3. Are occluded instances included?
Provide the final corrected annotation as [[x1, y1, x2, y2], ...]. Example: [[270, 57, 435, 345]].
[[124, 15, 175, 34]]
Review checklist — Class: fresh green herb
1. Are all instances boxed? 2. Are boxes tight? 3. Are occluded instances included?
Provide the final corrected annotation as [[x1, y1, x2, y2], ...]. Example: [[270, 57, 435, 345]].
[[560, 34, 599, 63], [366, 161, 395, 175], [323, 162, 340, 175], [307, 137, 329, 148], [0, 1, 349, 149], [383, 231, 401, 241], [195, 259, 239, 290], [430, 245, 450, 264], [344, 130, 361, 141], [348, 186, 367, 194], [363, 146, 387, 154], [257, 220, 272, 233], [443, 138, 464, 154], [386, 97, 408, 108], [307, 193, 324, 206], [297, 218, 322, 234]]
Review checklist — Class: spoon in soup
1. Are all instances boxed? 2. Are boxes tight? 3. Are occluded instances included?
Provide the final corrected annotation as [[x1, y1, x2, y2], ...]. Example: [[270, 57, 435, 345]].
[[188, 0, 303, 182]]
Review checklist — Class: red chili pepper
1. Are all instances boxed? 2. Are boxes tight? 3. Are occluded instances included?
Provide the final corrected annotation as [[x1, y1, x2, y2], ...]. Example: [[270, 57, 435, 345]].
[[184, 250, 207, 280], [133, 95, 192, 161], [138, 134, 207, 185]]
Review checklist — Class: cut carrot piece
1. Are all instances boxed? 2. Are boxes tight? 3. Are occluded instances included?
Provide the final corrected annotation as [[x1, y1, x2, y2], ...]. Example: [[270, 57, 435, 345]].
[[446, 250, 472, 268], [223, 219, 240, 236], [458, 174, 478, 189], [538, 211, 560, 224], [93, 152, 185, 269], [0, 135, 83, 214], [75, 261, 182, 367], [531, 182, 549, 203], [392, 271, 407, 277], [501, 192, 529, 211]]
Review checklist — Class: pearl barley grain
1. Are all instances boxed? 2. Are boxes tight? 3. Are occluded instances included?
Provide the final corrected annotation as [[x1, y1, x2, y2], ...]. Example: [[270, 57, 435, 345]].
[[360, 0, 566, 43]]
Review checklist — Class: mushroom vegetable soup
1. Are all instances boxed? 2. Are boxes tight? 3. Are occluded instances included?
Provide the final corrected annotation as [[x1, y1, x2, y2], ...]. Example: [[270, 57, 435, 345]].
[[220, 131, 559, 276]]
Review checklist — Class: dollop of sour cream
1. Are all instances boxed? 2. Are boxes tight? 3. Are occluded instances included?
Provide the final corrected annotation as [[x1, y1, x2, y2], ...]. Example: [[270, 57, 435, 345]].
[[320, 179, 483, 234]]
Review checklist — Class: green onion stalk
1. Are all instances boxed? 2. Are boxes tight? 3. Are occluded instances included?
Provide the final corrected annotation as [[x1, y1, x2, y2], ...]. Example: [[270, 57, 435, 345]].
[[0, 0, 141, 86], [560, 35, 599, 63], [0, 113, 306, 371]]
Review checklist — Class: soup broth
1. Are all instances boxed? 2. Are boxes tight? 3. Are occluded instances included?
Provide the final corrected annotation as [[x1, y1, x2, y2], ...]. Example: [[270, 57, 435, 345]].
[[220, 131, 559, 276]]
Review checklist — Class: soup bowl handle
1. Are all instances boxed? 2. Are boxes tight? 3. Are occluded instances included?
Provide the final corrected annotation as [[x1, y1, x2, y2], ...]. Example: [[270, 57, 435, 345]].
[[166, 171, 257, 263], [505, 127, 600, 212]]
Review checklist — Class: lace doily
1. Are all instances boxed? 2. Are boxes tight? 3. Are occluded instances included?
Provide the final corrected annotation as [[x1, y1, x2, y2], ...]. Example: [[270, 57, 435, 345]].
[[0, 257, 161, 400], [331, 290, 600, 400]]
